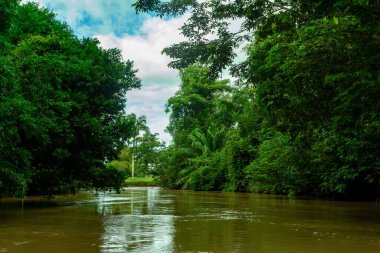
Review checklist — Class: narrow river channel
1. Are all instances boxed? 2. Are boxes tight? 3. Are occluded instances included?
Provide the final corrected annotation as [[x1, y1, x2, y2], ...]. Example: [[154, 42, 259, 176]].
[[0, 187, 379, 252]]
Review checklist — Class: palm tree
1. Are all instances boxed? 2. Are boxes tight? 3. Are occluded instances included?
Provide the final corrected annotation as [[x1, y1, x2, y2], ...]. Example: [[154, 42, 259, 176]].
[[179, 125, 227, 188], [188, 125, 226, 155]]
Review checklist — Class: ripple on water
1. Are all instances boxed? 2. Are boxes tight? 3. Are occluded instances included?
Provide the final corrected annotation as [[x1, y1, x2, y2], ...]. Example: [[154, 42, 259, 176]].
[[183, 208, 262, 222]]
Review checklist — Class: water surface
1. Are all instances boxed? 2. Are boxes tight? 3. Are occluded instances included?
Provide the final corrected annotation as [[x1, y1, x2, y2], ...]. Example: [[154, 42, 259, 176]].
[[1, 187, 379, 252]]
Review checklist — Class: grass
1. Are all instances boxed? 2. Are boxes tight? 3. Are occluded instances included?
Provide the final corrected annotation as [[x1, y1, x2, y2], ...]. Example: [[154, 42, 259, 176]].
[[123, 177, 158, 187]]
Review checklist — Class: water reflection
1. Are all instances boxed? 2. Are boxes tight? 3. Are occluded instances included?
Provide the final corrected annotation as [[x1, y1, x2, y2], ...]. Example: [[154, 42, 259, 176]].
[[96, 188, 174, 253]]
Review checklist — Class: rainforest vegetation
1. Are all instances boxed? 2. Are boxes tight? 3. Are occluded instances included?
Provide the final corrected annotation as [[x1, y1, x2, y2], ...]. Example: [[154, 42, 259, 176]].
[[0, 0, 142, 197], [134, 0, 380, 201], [0, 0, 379, 201]]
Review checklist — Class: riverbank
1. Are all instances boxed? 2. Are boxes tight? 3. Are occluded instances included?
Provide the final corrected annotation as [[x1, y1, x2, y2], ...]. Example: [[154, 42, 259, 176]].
[[123, 177, 158, 187]]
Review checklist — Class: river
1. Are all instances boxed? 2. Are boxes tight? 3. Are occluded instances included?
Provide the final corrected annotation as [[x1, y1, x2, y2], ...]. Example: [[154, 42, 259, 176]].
[[0, 187, 379, 252]]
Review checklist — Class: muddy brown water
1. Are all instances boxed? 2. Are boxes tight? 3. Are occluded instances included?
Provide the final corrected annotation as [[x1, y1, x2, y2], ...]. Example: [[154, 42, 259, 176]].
[[0, 187, 379, 252]]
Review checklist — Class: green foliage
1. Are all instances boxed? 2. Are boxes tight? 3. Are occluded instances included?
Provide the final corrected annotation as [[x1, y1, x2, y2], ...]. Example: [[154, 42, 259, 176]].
[[182, 153, 226, 191], [154, 145, 186, 188], [138, 0, 380, 200], [245, 132, 297, 195], [119, 147, 133, 163], [166, 65, 229, 146], [248, 15, 379, 199], [107, 120, 164, 179], [106, 160, 131, 177], [222, 134, 254, 192], [0, 0, 18, 35], [0, 2, 141, 197], [124, 177, 157, 187], [106, 146, 134, 178], [90, 166, 126, 193], [134, 131, 163, 176]]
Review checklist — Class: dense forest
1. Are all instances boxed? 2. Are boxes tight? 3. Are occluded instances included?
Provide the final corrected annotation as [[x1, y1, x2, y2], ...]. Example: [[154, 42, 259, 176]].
[[0, 0, 142, 197], [0, 0, 379, 201], [134, 0, 380, 201]]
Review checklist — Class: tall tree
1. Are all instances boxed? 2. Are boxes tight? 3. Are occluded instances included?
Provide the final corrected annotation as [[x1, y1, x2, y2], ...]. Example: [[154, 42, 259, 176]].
[[135, 0, 380, 200], [166, 65, 229, 144], [0, 2, 141, 196]]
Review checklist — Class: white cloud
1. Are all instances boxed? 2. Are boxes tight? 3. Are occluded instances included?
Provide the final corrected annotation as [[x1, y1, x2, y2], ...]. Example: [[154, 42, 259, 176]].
[[96, 16, 189, 143], [126, 84, 179, 105], [124, 83, 179, 144], [96, 15, 188, 79]]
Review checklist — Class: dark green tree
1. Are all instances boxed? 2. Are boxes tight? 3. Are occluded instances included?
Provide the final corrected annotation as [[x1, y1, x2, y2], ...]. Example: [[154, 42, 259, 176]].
[[136, 0, 380, 200], [0, 2, 141, 196]]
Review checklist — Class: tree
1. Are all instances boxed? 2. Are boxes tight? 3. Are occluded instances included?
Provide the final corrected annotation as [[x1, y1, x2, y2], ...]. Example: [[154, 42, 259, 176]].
[[134, 0, 380, 76], [247, 16, 379, 199], [166, 65, 229, 144], [106, 147, 133, 177], [134, 131, 163, 176], [135, 0, 380, 200], [107, 117, 164, 178], [0, 2, 141, 196], [127, 114, 148, 148], [157, 66, 234, 190]]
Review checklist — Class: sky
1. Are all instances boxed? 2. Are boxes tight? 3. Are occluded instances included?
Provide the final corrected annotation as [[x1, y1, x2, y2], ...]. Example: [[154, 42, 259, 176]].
[[23, 0, 188, 143]]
